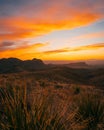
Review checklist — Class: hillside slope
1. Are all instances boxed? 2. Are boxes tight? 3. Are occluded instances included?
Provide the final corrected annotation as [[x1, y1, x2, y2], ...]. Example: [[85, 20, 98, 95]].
[[0, 58, 46, 73]]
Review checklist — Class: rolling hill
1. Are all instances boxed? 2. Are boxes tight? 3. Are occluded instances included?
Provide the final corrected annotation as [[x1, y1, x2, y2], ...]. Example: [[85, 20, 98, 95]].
[[0, 58, 104, 88], [0, 58, 46, 73]]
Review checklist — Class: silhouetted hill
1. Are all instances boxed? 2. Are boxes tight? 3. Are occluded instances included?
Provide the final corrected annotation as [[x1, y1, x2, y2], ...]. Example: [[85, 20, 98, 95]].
[[0, 58, 46, 73], [48, 62, 90, 69], [55, 62, 90, 68], [67, 62, 89, 68], [22, 58, 46, 71], [0, 58, 104, 88]]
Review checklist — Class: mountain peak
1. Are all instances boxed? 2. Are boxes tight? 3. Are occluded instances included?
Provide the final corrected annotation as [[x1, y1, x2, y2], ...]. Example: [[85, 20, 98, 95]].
[[0, 58, 46, 73]]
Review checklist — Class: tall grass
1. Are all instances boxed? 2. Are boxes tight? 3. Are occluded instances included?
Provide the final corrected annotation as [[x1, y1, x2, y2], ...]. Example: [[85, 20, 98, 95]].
[[76, 93, 104, 130], [0, 86, 66, 130], [0, 84, 104, 130]]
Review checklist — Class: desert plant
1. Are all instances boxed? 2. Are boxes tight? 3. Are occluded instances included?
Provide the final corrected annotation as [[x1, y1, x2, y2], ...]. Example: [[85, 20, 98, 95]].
[[76, 93, 104, 130], [0, 86, 66, 130], [39, 80, 47, 88], [73, 86, 81, 95], [54, 84, 63, 89]]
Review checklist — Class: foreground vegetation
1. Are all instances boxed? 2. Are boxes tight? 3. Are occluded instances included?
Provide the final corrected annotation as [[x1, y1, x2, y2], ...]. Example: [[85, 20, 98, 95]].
[[0, 73, 104, 130], [0, 86, 67, 130]]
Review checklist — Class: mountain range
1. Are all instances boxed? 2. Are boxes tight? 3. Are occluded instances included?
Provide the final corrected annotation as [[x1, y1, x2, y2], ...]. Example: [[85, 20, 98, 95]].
[[0, 58, 46, 73], [0, 58, 104, 88], [0, 58, 104, 73]]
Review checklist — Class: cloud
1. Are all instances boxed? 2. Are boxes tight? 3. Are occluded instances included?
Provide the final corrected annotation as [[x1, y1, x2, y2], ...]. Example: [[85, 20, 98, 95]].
[[0, 41, 26, 51], [0, 0, 104, 41], [0, 41, 14, 47], [0, 41, 49, 51], [0, 42, 104, 60], [0, 0, 104, 60], [71, 31, 104, 40], [0, 41, 15, 51], [42, 43, 104, 55], [43, 48, 70, 55], [0, 42, 49, 59], [71, 43, 104, 51]]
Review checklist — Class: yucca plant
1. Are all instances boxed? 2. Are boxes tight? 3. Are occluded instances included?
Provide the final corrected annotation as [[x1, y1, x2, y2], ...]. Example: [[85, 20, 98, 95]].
[[0, 86, 66, 130], [73, 86, 81, 95], [76, 93, 104, 130]]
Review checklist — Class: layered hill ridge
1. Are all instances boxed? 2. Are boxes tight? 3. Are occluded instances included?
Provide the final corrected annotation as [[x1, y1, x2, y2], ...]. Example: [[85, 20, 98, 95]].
[[0, 58, 104, 88], [0, 58, 90, 73], [0, 58, 103, 73], [64, 62, 89, 68], [0, 58, 46, 73]]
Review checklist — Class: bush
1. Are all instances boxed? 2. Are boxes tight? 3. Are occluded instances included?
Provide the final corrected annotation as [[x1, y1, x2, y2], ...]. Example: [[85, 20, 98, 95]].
[[73, 86, 81, 95], [76, 93, 104, 130], [54, 85, 63, 89], [39, 80, 47, 88]]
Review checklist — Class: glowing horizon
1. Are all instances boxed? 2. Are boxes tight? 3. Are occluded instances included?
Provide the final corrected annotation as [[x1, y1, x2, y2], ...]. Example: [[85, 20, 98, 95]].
[[0, 0, 104, 60]]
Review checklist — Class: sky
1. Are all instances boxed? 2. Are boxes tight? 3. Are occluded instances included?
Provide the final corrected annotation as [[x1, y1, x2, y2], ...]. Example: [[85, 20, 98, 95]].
[[0, 0, 104, 61]]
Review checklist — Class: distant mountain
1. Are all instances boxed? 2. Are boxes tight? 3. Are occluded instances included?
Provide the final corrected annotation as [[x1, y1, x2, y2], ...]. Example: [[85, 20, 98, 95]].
[[66, 62, 89, 68], [64, 62, 104, 69], [44, 60, 104, 66], [0, 58, 46, 73], [0, 58, 104, 88], [49, 62, 90, 68]]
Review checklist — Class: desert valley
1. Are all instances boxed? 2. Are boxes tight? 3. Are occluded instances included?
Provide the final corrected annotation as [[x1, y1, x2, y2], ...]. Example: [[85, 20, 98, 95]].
[[0, 58, 104, 130]]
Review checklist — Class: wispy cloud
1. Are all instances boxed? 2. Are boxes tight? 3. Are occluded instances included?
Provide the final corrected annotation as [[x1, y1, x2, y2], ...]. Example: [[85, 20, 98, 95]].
[[70, 31, 104, 40], [71, 43, 104, 51], [0, 41, 27, 51], [43, 48, 70, 54], [0, 0, 104, 60], [0, 0, 104, 41], [43, 43, 104, 55], [0, 40, 49, 51], [0, 42, 104, 60]]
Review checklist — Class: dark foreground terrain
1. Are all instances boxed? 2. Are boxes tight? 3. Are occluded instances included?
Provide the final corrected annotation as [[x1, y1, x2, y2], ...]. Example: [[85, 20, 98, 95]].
[[0, 58, 104, 130]]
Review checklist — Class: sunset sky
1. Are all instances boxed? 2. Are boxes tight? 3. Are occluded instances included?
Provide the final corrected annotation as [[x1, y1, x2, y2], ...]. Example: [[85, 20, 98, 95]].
[[0, 0, 104, 61]]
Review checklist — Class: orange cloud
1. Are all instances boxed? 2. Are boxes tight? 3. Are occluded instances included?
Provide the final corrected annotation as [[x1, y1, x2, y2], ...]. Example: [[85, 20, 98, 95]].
[[0, 2, 103, 41], [71, 43, 104, 51], [72, 31, 104, 40], [0, 0, 104, 60], [41, 43, 104, 60], [42, 43, 104, 55], [1, 42, 103, 60], [0, 43, 49, 59], [42, 48, 70, 55], [0, 15, 102, 41]]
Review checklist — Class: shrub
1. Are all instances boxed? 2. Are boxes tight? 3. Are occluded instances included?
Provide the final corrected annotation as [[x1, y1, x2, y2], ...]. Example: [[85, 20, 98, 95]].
[[76, 93, 104, 130], [54, 84, 63, 89], [73, 86, 81, 95], [39, 80, 47, 88]]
